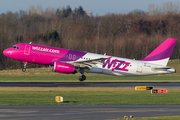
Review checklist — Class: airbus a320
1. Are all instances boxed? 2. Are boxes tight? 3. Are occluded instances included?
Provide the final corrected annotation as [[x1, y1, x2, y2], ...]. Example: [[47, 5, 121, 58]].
[[3, 38, 177, 81]]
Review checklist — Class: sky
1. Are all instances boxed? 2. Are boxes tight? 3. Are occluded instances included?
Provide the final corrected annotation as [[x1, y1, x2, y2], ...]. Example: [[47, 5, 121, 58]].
[[0, 0, 179, 15]]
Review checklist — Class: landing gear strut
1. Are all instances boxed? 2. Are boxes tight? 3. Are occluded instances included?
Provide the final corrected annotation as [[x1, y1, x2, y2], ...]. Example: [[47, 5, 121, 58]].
[[79, 68, 86, 82], [22, 62, 28, 72]]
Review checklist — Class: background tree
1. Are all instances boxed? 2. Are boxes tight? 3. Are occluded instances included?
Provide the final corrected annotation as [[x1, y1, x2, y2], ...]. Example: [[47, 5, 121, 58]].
[[0, 3, 180, 70]]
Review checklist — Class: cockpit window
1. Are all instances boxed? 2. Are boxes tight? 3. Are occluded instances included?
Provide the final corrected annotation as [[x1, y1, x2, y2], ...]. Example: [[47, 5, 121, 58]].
[[11, 46, 19, 49]]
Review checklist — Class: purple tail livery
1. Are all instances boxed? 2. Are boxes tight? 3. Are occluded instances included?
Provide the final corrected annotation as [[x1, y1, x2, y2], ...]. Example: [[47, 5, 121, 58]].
[[141, 38, 177, 66], [3, 38, 177, 81]]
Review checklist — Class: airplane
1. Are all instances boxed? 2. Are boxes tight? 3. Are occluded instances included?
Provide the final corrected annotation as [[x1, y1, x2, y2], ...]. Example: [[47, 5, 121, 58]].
[[3, 38, 177, 81]]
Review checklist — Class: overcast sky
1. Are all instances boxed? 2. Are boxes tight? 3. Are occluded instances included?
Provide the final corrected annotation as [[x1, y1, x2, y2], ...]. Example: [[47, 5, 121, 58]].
[[0, 0, 179, 15]]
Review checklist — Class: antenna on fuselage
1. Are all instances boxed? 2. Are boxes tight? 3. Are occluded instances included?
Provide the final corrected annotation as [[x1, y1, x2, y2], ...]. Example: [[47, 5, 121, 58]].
[[29, 42, 32, 44]]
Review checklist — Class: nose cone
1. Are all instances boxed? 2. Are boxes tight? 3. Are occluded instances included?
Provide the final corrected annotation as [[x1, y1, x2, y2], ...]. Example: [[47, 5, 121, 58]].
[[3, 49, 12, 57], [3, 49, 8, 56]]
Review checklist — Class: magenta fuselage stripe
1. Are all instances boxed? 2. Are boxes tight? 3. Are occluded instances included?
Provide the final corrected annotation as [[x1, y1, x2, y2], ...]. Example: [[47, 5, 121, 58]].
[[57, 50, 86, 62], [6, 43, 87, 66]]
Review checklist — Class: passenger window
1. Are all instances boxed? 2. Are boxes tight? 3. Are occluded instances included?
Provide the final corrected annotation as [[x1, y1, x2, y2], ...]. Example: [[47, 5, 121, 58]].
[[73, 55, 76, 60], [69, 54, 72, 59]]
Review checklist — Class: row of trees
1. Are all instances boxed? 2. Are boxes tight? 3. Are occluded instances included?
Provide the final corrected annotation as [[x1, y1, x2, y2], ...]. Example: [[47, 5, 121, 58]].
[[1, 2, 180, 70]]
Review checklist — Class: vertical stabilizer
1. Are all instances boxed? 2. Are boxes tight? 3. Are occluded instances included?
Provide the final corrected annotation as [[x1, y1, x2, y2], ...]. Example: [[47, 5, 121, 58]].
[[141, 38, 177, 66]]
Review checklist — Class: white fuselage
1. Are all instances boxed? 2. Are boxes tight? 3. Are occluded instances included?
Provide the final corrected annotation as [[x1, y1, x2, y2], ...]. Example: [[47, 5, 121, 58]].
[[75, 52, 175, 76]]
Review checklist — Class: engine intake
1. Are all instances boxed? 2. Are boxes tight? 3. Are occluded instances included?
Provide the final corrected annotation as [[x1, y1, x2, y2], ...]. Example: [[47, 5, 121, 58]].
[[52, 62, 77, 74]]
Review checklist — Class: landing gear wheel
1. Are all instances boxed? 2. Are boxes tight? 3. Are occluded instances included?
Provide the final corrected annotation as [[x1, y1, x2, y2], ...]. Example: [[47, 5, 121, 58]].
[[22, 68, 26, 72], [79, 75, 86, 82]]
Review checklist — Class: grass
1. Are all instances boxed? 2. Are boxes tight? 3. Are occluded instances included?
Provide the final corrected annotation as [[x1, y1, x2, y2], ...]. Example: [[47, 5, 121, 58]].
[[0, 87, 180, 105], [110, 116, 180, 120], [0, 59, 179, 82], [0, 59, 179, 76], [0, 75, 180, 82], [0, 60, 179, 105]]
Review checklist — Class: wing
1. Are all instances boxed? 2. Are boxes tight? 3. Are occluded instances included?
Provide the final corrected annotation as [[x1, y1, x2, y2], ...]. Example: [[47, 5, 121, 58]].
[[67, 58, 107, 69]]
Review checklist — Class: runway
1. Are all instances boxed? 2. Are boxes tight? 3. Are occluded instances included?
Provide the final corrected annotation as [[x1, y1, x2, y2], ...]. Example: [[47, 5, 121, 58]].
[[1, 82, 180, 120], [0, 82, 180, 87], [0, 105, 180, 120]]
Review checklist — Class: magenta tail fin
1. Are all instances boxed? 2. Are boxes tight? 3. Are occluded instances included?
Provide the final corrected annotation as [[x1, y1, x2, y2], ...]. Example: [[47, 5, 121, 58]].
[[141, 38, 177, 66]]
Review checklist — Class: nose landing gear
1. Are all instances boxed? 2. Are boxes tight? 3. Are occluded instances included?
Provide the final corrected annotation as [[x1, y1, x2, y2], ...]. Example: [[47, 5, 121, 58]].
[[22, 62, 28, 72]]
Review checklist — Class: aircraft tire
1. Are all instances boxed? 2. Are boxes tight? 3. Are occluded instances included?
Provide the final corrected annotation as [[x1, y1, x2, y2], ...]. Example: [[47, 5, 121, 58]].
[[22, 68, 26, 72], [79, 75, 86, 81]]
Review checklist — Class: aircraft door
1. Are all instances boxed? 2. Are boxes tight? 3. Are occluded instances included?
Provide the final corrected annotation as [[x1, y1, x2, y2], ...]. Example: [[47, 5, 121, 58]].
[[137, 62, 143, 73], [24, 45, 30, 55]]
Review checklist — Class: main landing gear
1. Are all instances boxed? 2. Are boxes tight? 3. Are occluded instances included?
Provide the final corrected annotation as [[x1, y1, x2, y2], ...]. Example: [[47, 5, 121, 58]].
[[22, 62, 28, 72], [79, 68, 86, 82], [79, 75, 86, 82]]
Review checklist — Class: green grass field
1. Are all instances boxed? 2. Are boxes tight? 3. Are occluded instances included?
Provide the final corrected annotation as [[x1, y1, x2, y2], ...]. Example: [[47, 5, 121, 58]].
[[0, 87, 179, 105], [0, 60, 180, 119], [0, 59, 179, 106], [0, 75, 179, 82], [0, 59, 179, 82]]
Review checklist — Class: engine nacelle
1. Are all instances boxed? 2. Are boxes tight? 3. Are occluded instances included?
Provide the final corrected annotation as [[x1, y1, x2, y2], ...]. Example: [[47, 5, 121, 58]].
[[52, 62, 77, 74]]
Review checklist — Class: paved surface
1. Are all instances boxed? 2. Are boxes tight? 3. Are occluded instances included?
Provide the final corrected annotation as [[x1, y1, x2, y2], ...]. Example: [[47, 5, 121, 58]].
[[0, 82, 180, 87], [1, 82, 180, 119], [0, 105, 180, 120]]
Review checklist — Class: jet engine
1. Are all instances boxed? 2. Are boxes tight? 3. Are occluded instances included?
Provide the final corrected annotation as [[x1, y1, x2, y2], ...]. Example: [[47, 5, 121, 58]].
[[52, 62, 77, 74]]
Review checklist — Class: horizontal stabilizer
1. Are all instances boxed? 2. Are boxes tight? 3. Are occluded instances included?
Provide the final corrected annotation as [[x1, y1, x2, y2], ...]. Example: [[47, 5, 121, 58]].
[[153, 67, 172, 71], [153, 66, 176, 73]]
